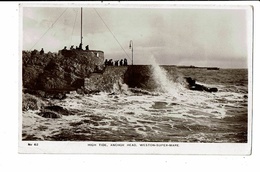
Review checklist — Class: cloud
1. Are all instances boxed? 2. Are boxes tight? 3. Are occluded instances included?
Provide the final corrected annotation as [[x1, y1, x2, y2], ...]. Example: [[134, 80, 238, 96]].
[[22, 7, 250, 68]]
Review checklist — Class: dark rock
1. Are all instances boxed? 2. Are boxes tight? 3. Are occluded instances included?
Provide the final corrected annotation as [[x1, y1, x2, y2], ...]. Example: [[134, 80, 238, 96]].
[[38, 111, 62, 118], [70, 121, 84, 127], [108, 92, 116, 95], [72, 79, 85, 89], [22, 66, 44, 89], [185, 77, 196, 86], [209, 87, 218, 92], [190, 84, 205, 91], [76, 88, 84, 95], [22, 93, 46, 111], [124, 65, 156, 90], [184, 77, 218, 93], [53, 92, 67, 99], [94, 64, 106, 74], [37, 90, 46, 97], [44, 105, 70, 116], [170, 102, 179, 106], [44, 91, 67, 99], [23, 89, 67, 99], [84, 89, 100, 94]]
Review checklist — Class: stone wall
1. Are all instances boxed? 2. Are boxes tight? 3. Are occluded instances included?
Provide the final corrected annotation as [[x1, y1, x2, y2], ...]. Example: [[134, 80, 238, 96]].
[[84, 66, 128, 93]]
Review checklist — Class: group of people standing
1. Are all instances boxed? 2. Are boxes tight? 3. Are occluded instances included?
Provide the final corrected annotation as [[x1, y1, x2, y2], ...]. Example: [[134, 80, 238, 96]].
[[105, 58, 128, 66], [63, 43, 90, 51]]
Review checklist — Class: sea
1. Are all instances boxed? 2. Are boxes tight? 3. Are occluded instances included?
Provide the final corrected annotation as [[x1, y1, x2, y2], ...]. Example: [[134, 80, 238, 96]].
[[22, 57, 248, 143]]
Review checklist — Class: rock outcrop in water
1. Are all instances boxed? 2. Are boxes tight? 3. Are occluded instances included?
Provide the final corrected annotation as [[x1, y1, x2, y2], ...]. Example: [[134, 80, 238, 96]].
[[22, 93, 46, 111], [38, 111, 62, 119], [44, 105, 71, 116], [23, 93, 72, 118], [37, 105, 72, 119], [185, 77, 218, 93]]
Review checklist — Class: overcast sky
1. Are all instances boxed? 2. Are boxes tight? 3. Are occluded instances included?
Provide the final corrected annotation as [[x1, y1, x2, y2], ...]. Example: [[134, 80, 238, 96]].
[[23, 6, 251, 68]]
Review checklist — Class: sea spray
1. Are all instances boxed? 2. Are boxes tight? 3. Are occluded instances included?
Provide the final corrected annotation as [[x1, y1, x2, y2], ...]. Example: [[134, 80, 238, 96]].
[[22, 67, 247, 142], [112, 78, 130, 95], [149, 55, 183, 96]]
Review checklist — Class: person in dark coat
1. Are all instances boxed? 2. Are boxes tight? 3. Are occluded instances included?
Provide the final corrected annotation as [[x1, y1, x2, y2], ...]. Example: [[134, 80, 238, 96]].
[[104, 59, 108, 66], [79, 43, 82, 50], [120, 59, 123, 66], [124, 58, 128, 66], [115, 60, 119, 66], [40, 48, 44, 55], [108, 59, 113, 66]]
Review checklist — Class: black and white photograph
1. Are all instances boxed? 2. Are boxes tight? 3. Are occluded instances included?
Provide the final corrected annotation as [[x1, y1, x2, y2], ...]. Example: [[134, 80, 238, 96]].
[[19, 3, 253, 154]]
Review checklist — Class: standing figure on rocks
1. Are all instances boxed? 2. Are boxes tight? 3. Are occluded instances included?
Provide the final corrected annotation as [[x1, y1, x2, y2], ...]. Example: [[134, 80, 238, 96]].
[[63, 46, 67, 50], [85, 45, 89, 50], [124, 58, 128, 66], [104, 59, 108, 66], [79, 43, 82, 50], [70, 45, 74, 50], [115, 60, 119, 66], [40, 48, 44, 55], [108, 59, 113, 66], [120, 59, 123, 66]]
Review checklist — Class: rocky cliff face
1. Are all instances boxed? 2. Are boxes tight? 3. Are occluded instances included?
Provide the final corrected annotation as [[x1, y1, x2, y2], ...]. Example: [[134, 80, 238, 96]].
[[22, 49, 105, 96], [84, 66, 128, 93]]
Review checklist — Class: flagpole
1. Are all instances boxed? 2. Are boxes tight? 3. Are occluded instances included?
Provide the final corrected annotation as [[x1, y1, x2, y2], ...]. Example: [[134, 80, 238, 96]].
[[81, 7, 83, 45], [130, 40, 133, 65], [132, 41, 133, 66]]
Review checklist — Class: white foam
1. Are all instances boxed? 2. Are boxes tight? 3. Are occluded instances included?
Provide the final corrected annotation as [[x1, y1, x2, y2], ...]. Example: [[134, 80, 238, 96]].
[[149, 55, 183, 96], [112, 78, 131, 95], [22, 63, 247, 142]]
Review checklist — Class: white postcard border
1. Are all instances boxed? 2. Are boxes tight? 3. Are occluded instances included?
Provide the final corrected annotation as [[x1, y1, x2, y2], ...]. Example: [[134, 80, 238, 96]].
[[18, 1, 256, 155]]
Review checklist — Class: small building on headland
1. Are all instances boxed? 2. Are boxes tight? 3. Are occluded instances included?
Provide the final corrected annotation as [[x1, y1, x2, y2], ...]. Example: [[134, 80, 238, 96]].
[[59, 49, 104, 68], [22, 46, 106, 98]]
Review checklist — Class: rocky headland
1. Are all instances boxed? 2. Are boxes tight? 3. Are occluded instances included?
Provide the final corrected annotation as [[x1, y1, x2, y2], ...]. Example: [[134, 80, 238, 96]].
[[22, 50, 218, 119], [22, 49, 106, 118], [23, 49, 105, 97]]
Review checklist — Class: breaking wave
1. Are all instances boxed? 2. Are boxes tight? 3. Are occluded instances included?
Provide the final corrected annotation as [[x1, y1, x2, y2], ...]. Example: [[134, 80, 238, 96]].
[[22, 56, 248, 142]]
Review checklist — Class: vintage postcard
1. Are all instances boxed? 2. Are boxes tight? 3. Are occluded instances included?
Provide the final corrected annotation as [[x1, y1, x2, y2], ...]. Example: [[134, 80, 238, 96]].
[[19, 2, 253, 154]]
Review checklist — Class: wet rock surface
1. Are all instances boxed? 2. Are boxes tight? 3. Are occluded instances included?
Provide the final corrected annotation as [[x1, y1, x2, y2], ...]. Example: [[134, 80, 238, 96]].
[[43, 105, 71, 116], [185, 77, 218, 93], [38, 111, 62, 119], [22, 93, 46, 111], [37, 105, 72, 119]]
